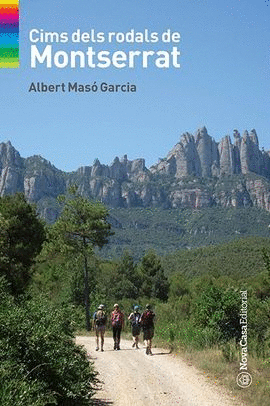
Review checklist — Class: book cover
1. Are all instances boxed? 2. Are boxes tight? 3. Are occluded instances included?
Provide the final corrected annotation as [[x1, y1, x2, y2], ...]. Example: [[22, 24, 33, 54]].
[[1, 0, 269, 404]]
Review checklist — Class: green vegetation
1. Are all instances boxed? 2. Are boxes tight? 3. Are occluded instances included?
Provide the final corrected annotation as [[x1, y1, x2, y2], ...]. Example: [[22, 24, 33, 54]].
[[162, 236, 270, 279], [43, 185, 113, 330], [2, 191, 270, 405], [153, 265, 270, 406], [0, 280, 97, 406], [0, 193, 46, 295], [101, 206, 270, 259], [33, 249, 169, 323], [0, 194, 99, 405]]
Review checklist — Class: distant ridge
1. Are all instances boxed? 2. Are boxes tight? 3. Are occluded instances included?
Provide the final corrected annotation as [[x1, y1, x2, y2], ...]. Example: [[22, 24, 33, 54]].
[[1, 127, 270, 222]]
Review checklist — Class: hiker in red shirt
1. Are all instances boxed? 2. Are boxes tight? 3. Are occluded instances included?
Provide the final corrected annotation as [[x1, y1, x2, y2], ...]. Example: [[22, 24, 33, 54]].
[[111, 303, 124, 350], [140, 304, 155, 355]]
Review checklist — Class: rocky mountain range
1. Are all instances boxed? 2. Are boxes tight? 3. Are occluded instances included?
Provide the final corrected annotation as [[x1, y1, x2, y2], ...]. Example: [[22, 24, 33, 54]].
[[1, 127, 270, 222]]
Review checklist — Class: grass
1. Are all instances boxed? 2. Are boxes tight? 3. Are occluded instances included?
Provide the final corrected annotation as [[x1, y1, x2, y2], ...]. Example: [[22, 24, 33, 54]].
[[153, 334, 270, 406]]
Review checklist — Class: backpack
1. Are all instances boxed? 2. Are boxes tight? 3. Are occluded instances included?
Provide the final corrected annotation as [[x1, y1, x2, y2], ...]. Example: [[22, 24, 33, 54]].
[[131, 312, 141, 326], [111, 311, 122, 327], [95, 310, 106, 326], [142, 310, 154, 328]]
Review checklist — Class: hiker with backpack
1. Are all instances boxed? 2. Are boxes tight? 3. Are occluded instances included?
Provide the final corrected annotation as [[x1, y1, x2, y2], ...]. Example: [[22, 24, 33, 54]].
[[93, 304, 107, 352], [111, 303, 125, 350], [128, 305, 141, 349], [140, 304, 155, 355]]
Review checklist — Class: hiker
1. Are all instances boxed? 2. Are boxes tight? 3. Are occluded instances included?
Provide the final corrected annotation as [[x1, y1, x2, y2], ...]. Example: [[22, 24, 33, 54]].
[[128, 305, 141, 349], [140, 304, 155, 355], [93, 304, 107, 352], [111, 303, 124, 350]]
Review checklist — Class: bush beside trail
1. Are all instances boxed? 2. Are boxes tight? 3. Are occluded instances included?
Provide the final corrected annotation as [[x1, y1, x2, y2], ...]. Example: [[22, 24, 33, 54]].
[[154, 274, 270, 355], [0, 279, 97, 406]]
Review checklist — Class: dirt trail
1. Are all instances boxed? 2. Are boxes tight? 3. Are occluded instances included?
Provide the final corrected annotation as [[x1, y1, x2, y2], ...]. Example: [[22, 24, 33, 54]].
[[76, 336, 244, 406]]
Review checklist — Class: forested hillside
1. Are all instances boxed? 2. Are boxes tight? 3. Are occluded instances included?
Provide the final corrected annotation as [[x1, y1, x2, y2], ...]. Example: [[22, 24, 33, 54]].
[[101, 206, 270, 259]]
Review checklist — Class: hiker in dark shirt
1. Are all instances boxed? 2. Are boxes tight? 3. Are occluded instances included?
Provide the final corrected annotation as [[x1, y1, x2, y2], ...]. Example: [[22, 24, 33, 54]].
[[93, 304, 107, 352], [111, 303, 124, 350], [140, 304, 155, 355], [128, 305, 141, 349]]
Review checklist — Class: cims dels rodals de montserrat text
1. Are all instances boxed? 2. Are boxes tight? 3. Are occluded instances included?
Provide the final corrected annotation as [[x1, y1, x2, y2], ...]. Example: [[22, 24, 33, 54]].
[[29, 28, 181, 69], [29, 28, 161, 43]]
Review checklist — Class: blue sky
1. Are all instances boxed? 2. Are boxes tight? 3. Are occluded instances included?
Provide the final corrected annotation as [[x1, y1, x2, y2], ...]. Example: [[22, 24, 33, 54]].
[[0, 0, 269, 172]]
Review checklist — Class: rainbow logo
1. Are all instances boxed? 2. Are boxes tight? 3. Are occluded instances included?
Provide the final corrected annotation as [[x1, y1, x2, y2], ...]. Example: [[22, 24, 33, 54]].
[[0, 0, 19, 68]]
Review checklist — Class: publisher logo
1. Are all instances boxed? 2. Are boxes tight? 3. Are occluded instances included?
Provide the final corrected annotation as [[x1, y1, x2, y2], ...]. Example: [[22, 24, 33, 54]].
[[237, 290, 252, 388], [236, 372, 252, 388]]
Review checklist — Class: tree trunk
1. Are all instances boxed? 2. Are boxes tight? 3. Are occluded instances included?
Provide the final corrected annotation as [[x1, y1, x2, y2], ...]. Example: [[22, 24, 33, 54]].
[[83, 240, 91, 331]]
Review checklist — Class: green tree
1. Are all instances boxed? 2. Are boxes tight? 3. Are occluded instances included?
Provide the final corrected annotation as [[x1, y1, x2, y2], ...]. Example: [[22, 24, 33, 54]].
[[45, 186, 113, 330], [114, 251, 141, 299], [138, 250, 169, 301], [0, 193, 45, 295], [96, 261, 121, 301], [169, 272, 190, 299], [192, 283, 242, 343]]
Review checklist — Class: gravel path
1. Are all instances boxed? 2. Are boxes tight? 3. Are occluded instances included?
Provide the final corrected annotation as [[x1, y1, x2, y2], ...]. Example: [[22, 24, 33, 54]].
[[76, 336, 244, 406]]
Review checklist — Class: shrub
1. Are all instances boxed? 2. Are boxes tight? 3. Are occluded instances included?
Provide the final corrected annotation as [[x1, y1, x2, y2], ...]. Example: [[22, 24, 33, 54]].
[[192, 284, 242, 342], [0, 280, 97, 405]]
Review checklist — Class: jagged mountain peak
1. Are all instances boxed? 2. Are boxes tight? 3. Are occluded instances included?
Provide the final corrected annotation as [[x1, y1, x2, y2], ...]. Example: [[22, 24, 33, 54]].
[[1, 127, 270, 222]]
